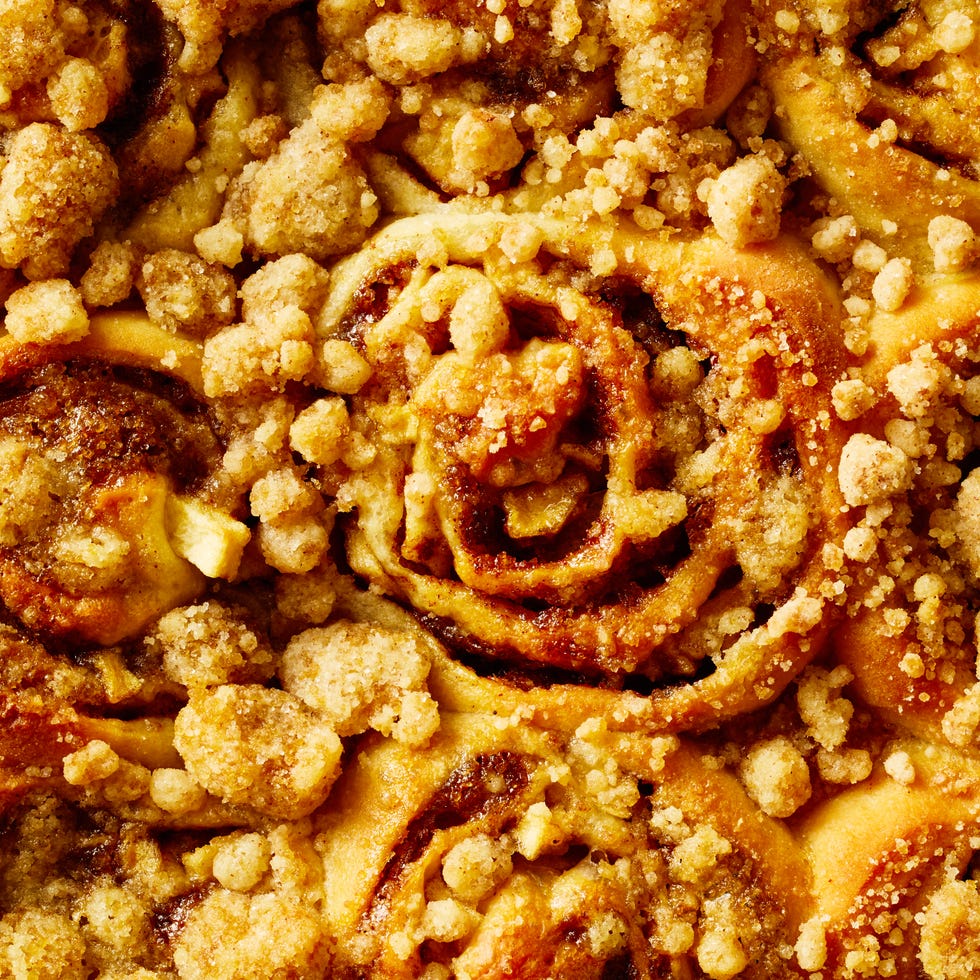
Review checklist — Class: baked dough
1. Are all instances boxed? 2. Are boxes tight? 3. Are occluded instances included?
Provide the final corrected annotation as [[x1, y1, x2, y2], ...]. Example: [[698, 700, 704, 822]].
[[2, 2, 980, 978]]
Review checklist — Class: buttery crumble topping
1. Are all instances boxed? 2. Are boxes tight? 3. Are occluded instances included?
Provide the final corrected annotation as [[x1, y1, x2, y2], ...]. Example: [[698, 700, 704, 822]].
[[3, 1, 980, 977]]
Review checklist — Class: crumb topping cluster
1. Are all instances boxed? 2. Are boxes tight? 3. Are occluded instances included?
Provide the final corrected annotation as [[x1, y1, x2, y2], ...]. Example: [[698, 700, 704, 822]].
[[2, 0, 980, 978]]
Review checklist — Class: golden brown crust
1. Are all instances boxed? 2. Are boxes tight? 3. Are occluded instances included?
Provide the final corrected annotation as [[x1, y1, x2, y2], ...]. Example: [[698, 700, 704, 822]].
[[759, 0, 980, 271], [4, 1, 980, 978], [330, 213, 852, 734]]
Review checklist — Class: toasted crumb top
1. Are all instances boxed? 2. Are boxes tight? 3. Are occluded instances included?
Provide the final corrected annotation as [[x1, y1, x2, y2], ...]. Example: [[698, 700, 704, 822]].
[[4, 1, 980, 978]]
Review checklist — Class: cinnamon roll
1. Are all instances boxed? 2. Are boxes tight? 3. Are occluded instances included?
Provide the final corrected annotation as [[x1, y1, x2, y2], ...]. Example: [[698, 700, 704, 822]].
[[317, 710, 811, 979], [799, 736, 980, 979], [759, 0, 980, 270], [328, 209, 851, 731], [0, 312, 249, 646], [5, 0, 980, 976]]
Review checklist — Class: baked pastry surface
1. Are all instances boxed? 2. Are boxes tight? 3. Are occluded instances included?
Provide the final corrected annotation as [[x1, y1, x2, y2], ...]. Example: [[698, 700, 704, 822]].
[[3, 1, 980, 978]]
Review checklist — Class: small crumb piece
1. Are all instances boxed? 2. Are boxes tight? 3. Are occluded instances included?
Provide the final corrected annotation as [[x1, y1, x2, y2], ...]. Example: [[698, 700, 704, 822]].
[[421, 898, 481, 943], [669, 825, 733, 886], [954, 470, 980, 578], [152, 601, 275, 691], [449, 109, 525, 192], [884, 418, 931, 458], [941, 683, 980, 748], [843, 526, 877, 562], [852, 239, 887, 273], [310, 77, 391, 143], [289, 398, 350, 466], [831, 378, 876, 421], [441, 834, 513, 904], [149, 768, 208, 815], [882, 749, 915, 785], [212, 833, 271, 892], [194, 220, 245, 266], [696, 894, 748, 980], [871, 257, 914, 312], [281, 620, 440, 746], [363, 14, 461, 84], [63, 739, 120, 786], [774, 9, 800, 32], [811, 215, 858, 262], [513, 801, 564, 860], [240, 252, 330, 320], [138, 249, 237, 336], [816, 746, 873, 784], [78, 884, 148, 951], [928, 215, 977, 273], [739, 736, 812, 817], [934, 11, 976, 55], [202, 307, 315, 397], [797, 666, 855, 751], [318, 339, 373, 393], [796, 916, 828, 972], [80, 241, 137, 307], [838, 433, 914, 507], [886, 349, 950, 419], [4, 279, 89, 345], [47, 58, 109, 131], [698, 155, 786, 247]]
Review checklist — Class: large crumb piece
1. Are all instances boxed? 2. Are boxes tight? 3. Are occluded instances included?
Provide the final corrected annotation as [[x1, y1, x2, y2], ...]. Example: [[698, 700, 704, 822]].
[[928, 215, 977, 272], [138, 249, 238, 336], [223, 117, 379, 263], [173, 684, 342, 820], [281, 620, 440, 746], [918, 879, 980, 980], [238, 252, 330, 320], [608, 0, 725, 118], [0, 123, 118, 278], [871, 257, 914, 312], [885, 346, 952, 419], [698, 154, 787, 247], [696, 893, 749, 980], [838, 433, 914, 507], [202, 308, 316, 397], [441, 834, 514, 904], [796, 665, 855, 751], [3, 279, 88, 344], [363, 13, 463, 85], [150, 601, 276, 691], [79, 240, 138, 307], [738, 736, 812, 817], [173, 890, 330, 979]]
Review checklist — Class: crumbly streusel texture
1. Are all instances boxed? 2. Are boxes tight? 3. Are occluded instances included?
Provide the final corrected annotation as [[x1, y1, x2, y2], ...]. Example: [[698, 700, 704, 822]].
[[3, 1, 980, 978]]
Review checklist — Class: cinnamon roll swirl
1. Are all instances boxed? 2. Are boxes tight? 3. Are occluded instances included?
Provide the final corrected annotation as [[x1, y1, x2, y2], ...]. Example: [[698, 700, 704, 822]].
[[759, 0, 980, 270], [827, 269, 980, 752], [318, 711, 811, 979], [6, 0, 980, 976], [328, 209, 851, 731], [0, 312, 249, 646]]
